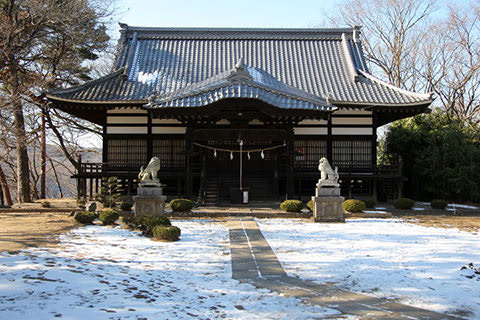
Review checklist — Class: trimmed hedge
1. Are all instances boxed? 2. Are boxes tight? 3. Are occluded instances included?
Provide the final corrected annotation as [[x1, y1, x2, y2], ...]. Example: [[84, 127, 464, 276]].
[[153, 225, 181, 241], [120, 201, 134, 211], [393, 198, 415, 209], [363, 198, 376, 209], [169, 199, 194, 212], [74, 211, 96, 224], [342, 199, 366, 213], [99, 209, 119, 225], [280, 200, 304, 213], [306, 199, 313, 212], [125, 215, 172, 237], [430, 199, 448, 210]]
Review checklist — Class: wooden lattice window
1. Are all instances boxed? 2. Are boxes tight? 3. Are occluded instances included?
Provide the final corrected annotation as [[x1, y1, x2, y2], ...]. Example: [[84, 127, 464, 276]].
[[152, 138, 185, 168], [332, 138, 372, 170], [107, 138, 148, 168], [294, 138, 327, 169]]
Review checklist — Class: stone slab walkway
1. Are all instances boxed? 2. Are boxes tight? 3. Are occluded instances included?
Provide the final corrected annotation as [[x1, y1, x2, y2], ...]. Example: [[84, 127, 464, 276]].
[[226, 217, 460, 320]]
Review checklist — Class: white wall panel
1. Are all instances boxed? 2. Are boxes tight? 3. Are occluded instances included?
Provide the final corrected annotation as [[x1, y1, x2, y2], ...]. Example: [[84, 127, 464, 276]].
[[107, 127, 148, 134], [332, 127, 373, 135], [107, 116, 148, 124], [294, 127, 328, 135], [152, 127, 186, 134], [332, 117, 372, 125]]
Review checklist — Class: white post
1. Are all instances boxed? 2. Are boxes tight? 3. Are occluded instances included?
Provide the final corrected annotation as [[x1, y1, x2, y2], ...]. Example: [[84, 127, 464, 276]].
[[239, 140, 243, 190]]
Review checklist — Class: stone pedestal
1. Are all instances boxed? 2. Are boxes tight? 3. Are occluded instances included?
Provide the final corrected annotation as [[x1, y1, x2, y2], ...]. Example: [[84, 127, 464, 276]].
[[134, 183, 166, 216], [312, 194, 345, 223]]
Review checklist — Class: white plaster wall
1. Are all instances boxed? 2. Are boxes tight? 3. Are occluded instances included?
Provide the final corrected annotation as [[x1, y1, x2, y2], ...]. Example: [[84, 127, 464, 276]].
[[107, 116, 148, 124], [106, 127, 148, 134], [332, 117, 372, 125], [152, 127, 186, 134], [332, 127, 373, 135], [294, 127, 328, 135]]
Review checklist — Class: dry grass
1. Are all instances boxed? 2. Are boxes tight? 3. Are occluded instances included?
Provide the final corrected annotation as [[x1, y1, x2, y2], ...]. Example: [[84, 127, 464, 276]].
[[0, 211, 78, 253], [400, 215, 480, 233]]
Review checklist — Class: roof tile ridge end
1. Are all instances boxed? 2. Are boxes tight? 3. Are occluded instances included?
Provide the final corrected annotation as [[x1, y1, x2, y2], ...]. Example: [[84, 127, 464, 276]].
[[341, 33, 360, 82], [357, 70, 434, 100]]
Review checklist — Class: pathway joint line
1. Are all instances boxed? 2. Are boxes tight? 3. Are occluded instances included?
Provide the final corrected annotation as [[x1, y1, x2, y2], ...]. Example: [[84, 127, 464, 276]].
[[226, 217, 461, 320], [240, 218, 262, 278]]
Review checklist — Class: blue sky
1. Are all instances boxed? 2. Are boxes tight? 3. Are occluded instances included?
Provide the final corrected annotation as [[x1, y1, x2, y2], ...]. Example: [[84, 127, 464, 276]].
[[116, 0, 341, 31]]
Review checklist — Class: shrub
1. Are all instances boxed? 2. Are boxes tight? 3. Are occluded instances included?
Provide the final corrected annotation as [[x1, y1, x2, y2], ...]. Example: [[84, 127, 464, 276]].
[[169, 199, 194, 212], [74, 211, 96, 224], [306, 199, 313, 212], [99, 209, 119, 225], [122, 214, 136, 226], [342, 199, 366, 213], [363, 198, 376, 209], [96, 177, 121, 208], [77, 199, 86, 208], [430, 199, 448, 210], [393, 198, 415, 209], [130, 215, 171, 236], [153, 226, 181, 241], [41, 200, 50, 208], [120, 201, 134, 211], [280, 200, 304, 213]]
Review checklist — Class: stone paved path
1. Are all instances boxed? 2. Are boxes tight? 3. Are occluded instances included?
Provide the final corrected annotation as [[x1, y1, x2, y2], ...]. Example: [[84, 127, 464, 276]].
[[226, 217, 460, 320]]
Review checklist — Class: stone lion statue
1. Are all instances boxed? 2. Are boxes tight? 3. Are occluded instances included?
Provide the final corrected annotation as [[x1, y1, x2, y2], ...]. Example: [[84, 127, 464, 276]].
[[138, 157, 161, 182], [317, 157, 339, 187]]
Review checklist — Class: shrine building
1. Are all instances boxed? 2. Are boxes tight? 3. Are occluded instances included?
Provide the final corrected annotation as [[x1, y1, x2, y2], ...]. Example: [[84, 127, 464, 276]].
[[46, 24, 433, 204]]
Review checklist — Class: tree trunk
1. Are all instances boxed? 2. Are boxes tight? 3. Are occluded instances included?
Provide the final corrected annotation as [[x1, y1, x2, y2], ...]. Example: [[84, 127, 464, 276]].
[[49, 157, 64, 198], [10, 67, 31, 203], [40, 105, 46, 199], [0, 164, 13, 206]]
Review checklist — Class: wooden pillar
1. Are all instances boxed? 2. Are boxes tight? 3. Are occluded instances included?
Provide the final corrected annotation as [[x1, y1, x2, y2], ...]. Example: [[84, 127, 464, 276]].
[[273, 153, 279, 198], [185, 128, 193, 198], [77, 155, 82, 200], [102, 125, 107, 164], [327, 113, 333, 163], [147, 111, 153, 160], [89, 176, 93, 201], [127, 177, 132, 199], [286, 128, 295, 199]]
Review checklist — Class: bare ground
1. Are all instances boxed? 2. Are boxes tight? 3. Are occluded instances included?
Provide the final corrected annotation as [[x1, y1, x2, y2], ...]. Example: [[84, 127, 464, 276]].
[[0, 198, 479, 253], [398, 215, 480, 233], [0, 198, 79, 253]]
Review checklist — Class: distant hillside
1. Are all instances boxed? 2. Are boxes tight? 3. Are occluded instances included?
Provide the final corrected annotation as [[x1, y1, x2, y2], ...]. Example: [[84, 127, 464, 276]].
[[1, 144, 102, 201]]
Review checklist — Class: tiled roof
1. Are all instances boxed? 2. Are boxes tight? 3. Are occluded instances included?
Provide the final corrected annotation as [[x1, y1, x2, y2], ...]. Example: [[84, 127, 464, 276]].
[[150, 58, 334, 111], [48, 25, 433, 108]]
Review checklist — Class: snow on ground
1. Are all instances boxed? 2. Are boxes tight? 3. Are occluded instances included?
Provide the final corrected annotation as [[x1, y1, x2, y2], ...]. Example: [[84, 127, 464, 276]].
[[0, 220, 339, 320], [257, 218, 480, 318]]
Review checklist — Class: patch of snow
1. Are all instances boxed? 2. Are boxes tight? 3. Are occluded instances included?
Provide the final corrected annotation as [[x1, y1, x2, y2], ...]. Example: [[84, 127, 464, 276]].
[[0, 221, 339, 319], [362, 210, 388, 214], [412, 207, 425, 211], [257, 218, 480, 319], [448, 204, 479, 210]]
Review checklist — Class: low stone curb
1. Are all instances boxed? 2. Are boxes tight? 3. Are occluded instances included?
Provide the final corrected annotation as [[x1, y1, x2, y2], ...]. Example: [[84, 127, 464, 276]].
[[166, 210, 313, 219]]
